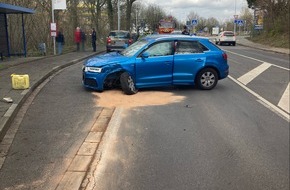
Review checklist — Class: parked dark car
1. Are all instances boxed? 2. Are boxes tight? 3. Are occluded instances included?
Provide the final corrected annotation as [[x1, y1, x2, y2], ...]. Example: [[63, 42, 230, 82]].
[[83, 34, 229, 95], [106, 30, 133, 52]]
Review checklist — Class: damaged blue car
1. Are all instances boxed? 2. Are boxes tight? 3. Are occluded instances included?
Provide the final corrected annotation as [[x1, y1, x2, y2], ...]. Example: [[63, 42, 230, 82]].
[[82, 35, 229, 95]]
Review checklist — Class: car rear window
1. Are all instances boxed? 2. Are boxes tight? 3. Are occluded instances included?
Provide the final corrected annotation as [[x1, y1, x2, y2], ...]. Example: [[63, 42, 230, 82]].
[[175, 41, 208, 54], [109, 32, 130, 38], [224, 32, 234, 36]]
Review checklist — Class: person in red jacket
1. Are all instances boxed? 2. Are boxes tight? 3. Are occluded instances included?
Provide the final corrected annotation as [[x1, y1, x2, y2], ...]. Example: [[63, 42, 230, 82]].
[[74, 27, 81, 51]]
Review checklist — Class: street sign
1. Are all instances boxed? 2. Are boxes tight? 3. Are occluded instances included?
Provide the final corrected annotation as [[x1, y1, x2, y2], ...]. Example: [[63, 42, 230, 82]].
[[191, 19, 198, 25], [50, 23, 57, 37], [234, 19, 244, 26]]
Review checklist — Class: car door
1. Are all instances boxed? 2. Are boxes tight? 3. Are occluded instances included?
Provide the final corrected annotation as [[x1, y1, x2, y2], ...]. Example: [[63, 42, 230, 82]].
[[135, 41, 174, 88], [173, 40, 207, 84]]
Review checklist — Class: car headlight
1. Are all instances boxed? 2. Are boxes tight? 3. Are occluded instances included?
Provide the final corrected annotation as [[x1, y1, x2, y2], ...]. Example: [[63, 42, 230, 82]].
[[85, 67, 102, 73]]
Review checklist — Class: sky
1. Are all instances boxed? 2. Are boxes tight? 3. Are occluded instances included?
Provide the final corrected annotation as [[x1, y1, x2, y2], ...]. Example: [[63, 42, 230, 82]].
[[141, 0, 249, 23]]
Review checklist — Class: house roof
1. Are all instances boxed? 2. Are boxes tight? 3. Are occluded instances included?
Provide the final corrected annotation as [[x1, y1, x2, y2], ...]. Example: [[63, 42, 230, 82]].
[[0, 3, 35, 14]]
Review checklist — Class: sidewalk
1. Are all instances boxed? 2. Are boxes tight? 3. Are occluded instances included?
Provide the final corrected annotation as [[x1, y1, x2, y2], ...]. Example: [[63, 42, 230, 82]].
[[236, 36, 289, 55], [0, 47, 105, 141]]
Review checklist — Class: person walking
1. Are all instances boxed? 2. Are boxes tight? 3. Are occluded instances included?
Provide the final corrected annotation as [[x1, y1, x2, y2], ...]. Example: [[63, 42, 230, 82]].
[[81, 29, 86, 51], [91, 28, 97, 52], [74, 27, 81, 51], [55, 30, 64, 55]]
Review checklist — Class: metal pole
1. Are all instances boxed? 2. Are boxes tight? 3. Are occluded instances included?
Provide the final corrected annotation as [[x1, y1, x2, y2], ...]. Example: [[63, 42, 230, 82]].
[[118, 0, 120, 31], [21, 14, 27, 57], [52, 1, 56, 55], [234, 0, 236, 35], [136, 8, 137, 32]]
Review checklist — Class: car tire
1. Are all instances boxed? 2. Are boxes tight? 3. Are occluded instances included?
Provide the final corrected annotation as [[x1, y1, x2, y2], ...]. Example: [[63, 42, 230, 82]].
[[120, 72, 138, 95], [196, 68, 218, 90]]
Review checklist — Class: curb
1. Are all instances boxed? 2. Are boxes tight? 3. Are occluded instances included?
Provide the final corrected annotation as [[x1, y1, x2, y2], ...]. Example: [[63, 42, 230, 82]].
[[237, 42, 289, 55]]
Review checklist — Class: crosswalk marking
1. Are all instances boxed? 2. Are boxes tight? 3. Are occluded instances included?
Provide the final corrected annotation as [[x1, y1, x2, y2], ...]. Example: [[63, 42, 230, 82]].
[[278, 82, 290, 113], [237, 62, 272, 85], [229, 76, 289, 121]]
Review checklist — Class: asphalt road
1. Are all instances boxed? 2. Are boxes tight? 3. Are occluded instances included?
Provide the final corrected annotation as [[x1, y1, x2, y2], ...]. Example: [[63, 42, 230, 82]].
[[0, 45, 289, 190], [88, 76, 289, 190], [85, 45, 289, 190]]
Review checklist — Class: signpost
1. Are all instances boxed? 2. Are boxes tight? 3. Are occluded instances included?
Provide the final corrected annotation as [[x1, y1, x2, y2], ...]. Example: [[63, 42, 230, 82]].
[[191, 19, 198, 34], [233, 15, 238, 35], [51, 0, 66, 55]]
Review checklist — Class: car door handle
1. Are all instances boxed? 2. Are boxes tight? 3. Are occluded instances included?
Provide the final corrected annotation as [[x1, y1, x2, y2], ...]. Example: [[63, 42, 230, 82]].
[[195, 59, 203, 62]]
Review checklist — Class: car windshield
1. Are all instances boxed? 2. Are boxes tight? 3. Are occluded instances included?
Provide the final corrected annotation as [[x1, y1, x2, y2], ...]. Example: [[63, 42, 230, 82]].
[[120, 40, 148, 57], [109, 31, 129, 38]]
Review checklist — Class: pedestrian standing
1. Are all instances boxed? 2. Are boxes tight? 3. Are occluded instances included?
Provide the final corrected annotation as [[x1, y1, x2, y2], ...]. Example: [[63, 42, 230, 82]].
[[81, 29, 86, 51], [91, 28, 97, 52], [74, 27, 81, 51], [182, 25, 190, 35], [56, 30, 65, 55]]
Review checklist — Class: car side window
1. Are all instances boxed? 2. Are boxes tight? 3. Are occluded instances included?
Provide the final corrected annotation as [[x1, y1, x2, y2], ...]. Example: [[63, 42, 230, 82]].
[[175, 41, 205, 54], [144, 42, 173, 57]]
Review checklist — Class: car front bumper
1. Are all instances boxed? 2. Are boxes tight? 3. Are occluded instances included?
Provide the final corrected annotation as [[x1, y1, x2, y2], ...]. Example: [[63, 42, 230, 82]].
[[82, 71, 105, 91]]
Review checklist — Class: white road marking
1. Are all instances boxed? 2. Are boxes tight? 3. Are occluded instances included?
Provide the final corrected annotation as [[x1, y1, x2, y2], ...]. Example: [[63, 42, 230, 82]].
[[237, 62, 271, 85], [229, 76, 290, 122], [226, 50, 290, 71], [278, 82, 290, 113]]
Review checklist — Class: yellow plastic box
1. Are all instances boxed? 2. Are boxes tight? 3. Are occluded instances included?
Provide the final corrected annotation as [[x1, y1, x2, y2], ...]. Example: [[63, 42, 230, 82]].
[[11, 74, 30, 89]]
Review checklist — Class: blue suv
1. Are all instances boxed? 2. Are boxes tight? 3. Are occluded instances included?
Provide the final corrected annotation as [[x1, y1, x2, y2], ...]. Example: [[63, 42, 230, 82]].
[[83, 35, 229, 95]]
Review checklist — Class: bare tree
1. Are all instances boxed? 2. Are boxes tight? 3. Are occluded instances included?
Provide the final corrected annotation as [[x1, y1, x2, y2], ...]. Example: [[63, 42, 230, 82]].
[[107, 0, 114, 30], [125, 0, 136, 31]]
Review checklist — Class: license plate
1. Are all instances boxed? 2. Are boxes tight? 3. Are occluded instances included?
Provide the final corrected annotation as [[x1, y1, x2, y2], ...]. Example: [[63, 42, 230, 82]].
[[115, 41, 125, 46]]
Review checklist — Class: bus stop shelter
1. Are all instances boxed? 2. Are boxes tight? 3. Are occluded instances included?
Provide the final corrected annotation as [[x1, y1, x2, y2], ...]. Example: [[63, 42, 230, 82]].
[[0, 3, 35, 59]]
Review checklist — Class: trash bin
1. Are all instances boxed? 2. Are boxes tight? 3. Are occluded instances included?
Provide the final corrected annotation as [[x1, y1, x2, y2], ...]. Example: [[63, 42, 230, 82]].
[[38, 43, 46, 56]]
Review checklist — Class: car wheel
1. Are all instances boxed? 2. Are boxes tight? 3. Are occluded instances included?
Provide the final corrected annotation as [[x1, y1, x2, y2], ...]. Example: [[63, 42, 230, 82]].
[[120, 72, 138, 95], [196, 68, 218, 90]]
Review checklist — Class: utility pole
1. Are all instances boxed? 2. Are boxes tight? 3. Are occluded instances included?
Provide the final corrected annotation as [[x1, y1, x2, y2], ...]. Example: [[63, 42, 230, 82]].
[[118, 0, 120, 31], [51, 2, 56, 55], [234, 0, 237, 35]]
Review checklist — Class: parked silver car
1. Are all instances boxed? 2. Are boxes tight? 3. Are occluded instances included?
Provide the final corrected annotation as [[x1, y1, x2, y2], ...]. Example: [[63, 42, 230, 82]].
[[106, 30, 133, 52]]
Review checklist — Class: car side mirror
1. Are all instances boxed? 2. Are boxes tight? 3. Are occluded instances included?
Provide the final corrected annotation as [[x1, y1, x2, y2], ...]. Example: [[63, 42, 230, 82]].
[[141, 52, 149, 59]]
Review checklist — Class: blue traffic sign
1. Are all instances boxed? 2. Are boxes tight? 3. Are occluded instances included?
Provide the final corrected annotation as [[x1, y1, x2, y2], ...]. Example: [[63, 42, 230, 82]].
[[191, 19, 198, 25], [234, 19, 244, 26]]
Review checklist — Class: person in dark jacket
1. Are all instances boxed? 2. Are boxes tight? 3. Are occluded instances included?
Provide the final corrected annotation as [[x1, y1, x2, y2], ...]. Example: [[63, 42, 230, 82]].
[[91, 28, 97, 52], [81, 29, 86, 51], [182, 25, 190, 35], [56, 31, 65, 55]]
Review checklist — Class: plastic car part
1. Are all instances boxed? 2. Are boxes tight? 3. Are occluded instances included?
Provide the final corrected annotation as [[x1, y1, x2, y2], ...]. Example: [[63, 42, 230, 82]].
[[196, 68, 218, 90], [120, 72, 138, 95]]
